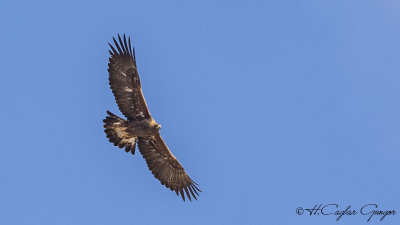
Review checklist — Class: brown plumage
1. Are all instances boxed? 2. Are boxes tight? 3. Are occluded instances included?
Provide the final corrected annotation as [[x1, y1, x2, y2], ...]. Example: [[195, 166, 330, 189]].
[[103, 34, 200, 201]]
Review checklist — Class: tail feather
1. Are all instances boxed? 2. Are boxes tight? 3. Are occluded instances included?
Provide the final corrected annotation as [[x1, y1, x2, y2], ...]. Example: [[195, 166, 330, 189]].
[[103, 111, 137, 155]]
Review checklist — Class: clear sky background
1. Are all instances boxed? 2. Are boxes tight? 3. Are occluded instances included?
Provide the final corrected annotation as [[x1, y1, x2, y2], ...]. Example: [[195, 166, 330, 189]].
[[1, 0, 399, 224]]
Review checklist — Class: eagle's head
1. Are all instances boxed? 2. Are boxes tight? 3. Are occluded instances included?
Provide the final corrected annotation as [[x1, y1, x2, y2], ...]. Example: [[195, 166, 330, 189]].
[[149, 119, 162, 131]]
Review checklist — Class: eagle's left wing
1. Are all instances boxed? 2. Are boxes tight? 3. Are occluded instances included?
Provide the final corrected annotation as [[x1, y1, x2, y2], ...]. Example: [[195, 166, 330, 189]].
[[137, 133, 201, 201], [107, 34, 151, 120]]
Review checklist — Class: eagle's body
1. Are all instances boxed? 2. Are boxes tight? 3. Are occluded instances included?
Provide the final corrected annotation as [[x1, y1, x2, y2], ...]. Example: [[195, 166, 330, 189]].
[[103, 34, 200, 201], [126, 118, 161, 137]]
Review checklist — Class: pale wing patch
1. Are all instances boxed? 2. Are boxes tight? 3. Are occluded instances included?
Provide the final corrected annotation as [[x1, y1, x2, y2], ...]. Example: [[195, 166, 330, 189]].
[[124, 87, 133, 92], [137, 111, 144, 118]]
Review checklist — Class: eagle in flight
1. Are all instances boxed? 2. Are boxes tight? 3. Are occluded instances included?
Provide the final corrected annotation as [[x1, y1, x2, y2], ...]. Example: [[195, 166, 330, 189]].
[[103, 34, 200, 201]]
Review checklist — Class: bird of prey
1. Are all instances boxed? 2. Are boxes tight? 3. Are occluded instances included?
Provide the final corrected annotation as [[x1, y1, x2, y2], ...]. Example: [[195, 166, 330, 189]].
[[103, 34, 200, 201]]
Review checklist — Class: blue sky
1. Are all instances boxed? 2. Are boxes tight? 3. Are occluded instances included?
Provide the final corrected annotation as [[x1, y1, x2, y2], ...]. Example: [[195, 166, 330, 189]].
[[1, 0, 399, 224]]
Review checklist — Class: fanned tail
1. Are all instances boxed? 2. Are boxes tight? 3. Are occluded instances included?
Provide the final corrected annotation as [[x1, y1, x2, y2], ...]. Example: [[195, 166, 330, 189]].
[[103, 111, 137, 155]]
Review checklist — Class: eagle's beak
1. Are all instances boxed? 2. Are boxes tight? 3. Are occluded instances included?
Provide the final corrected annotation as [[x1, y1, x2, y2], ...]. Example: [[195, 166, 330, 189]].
[[157, 124, 162, 130]]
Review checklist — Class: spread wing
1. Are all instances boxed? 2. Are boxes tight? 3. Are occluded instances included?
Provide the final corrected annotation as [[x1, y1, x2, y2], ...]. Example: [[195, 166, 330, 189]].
[[108, 34, 151, 120], [137, 133, 201, 201]]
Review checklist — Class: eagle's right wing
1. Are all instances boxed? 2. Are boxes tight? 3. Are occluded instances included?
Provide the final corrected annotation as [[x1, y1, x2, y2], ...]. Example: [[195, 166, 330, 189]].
[[137, 133, 201, 201], [107, 34, 151, 120]]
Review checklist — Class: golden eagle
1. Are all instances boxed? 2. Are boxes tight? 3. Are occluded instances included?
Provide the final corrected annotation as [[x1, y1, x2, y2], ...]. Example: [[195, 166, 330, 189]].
[[103, 34, 200, 201]]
